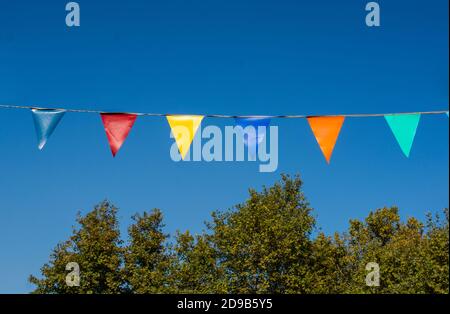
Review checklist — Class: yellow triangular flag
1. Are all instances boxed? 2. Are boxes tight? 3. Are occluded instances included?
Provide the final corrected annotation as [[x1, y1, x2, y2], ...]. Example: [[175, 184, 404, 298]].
[[166, 115, 204, 160]]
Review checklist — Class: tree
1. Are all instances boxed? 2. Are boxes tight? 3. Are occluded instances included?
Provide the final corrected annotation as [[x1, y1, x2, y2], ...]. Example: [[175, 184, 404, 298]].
[[29, 201, 124, 294], [420, 209, 449, 293], [29, 176, 449, 294], [124, 209, 172, 293], [170, 231, 224, 293], [308, 232, 350, 293], [343, 207, 449, 294], [205, 174, 316, 293]]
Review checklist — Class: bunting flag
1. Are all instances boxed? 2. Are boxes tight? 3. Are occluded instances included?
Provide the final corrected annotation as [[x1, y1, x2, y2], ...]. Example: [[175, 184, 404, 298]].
[[1, 104, 448, 163], [167, 115, 204, 160], [31, 109, 66, 150], [307, 116, 345, 163], [235, 118, 271, 153], [384, 114, 421, 158], [100, 113, 137, 157]]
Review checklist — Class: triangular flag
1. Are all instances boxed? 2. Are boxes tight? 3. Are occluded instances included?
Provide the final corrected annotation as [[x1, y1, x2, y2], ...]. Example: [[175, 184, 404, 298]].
[[235, 118, 271, 154], [307, 116, 345, 163], [384, 114, 420, 158], [31, 109, 66, 150], [167, 115, 204, 160], [101, 113, 137, 157]]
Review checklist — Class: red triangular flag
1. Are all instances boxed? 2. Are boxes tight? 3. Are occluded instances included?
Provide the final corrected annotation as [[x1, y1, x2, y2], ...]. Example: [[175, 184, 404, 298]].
[[100, 113, 137, 157]]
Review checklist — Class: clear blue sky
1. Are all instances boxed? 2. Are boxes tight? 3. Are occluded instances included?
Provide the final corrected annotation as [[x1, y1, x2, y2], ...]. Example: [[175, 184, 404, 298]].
[[0, 0, 448, 293]]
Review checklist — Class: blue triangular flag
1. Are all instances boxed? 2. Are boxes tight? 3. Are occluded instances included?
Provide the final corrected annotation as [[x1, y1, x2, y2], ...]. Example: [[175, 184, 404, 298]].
[[235, 117, 271, 154], [31, 109, 66, 150]]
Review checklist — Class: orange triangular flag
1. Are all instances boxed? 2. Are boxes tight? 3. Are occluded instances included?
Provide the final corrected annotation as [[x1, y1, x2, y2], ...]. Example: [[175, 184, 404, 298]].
[[307, 116, 345, 163]]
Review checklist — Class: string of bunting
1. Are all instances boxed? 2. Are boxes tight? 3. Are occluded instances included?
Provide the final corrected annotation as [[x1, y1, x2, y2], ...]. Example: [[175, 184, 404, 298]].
[[0, 104, 448, 163]]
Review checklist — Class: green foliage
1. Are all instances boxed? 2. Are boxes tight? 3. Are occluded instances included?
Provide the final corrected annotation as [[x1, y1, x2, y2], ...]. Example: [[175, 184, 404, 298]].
[[124, 209, 172, 293], [343, 207, 449, 294], [206, 174, 315, 293], [170, 231, 222, 293], [29, 201, 123, 294], [29, 176, 449, 294]]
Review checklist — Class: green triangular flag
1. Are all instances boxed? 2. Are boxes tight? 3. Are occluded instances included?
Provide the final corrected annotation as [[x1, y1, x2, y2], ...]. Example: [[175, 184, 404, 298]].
[[384, 114, 421, 158]]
